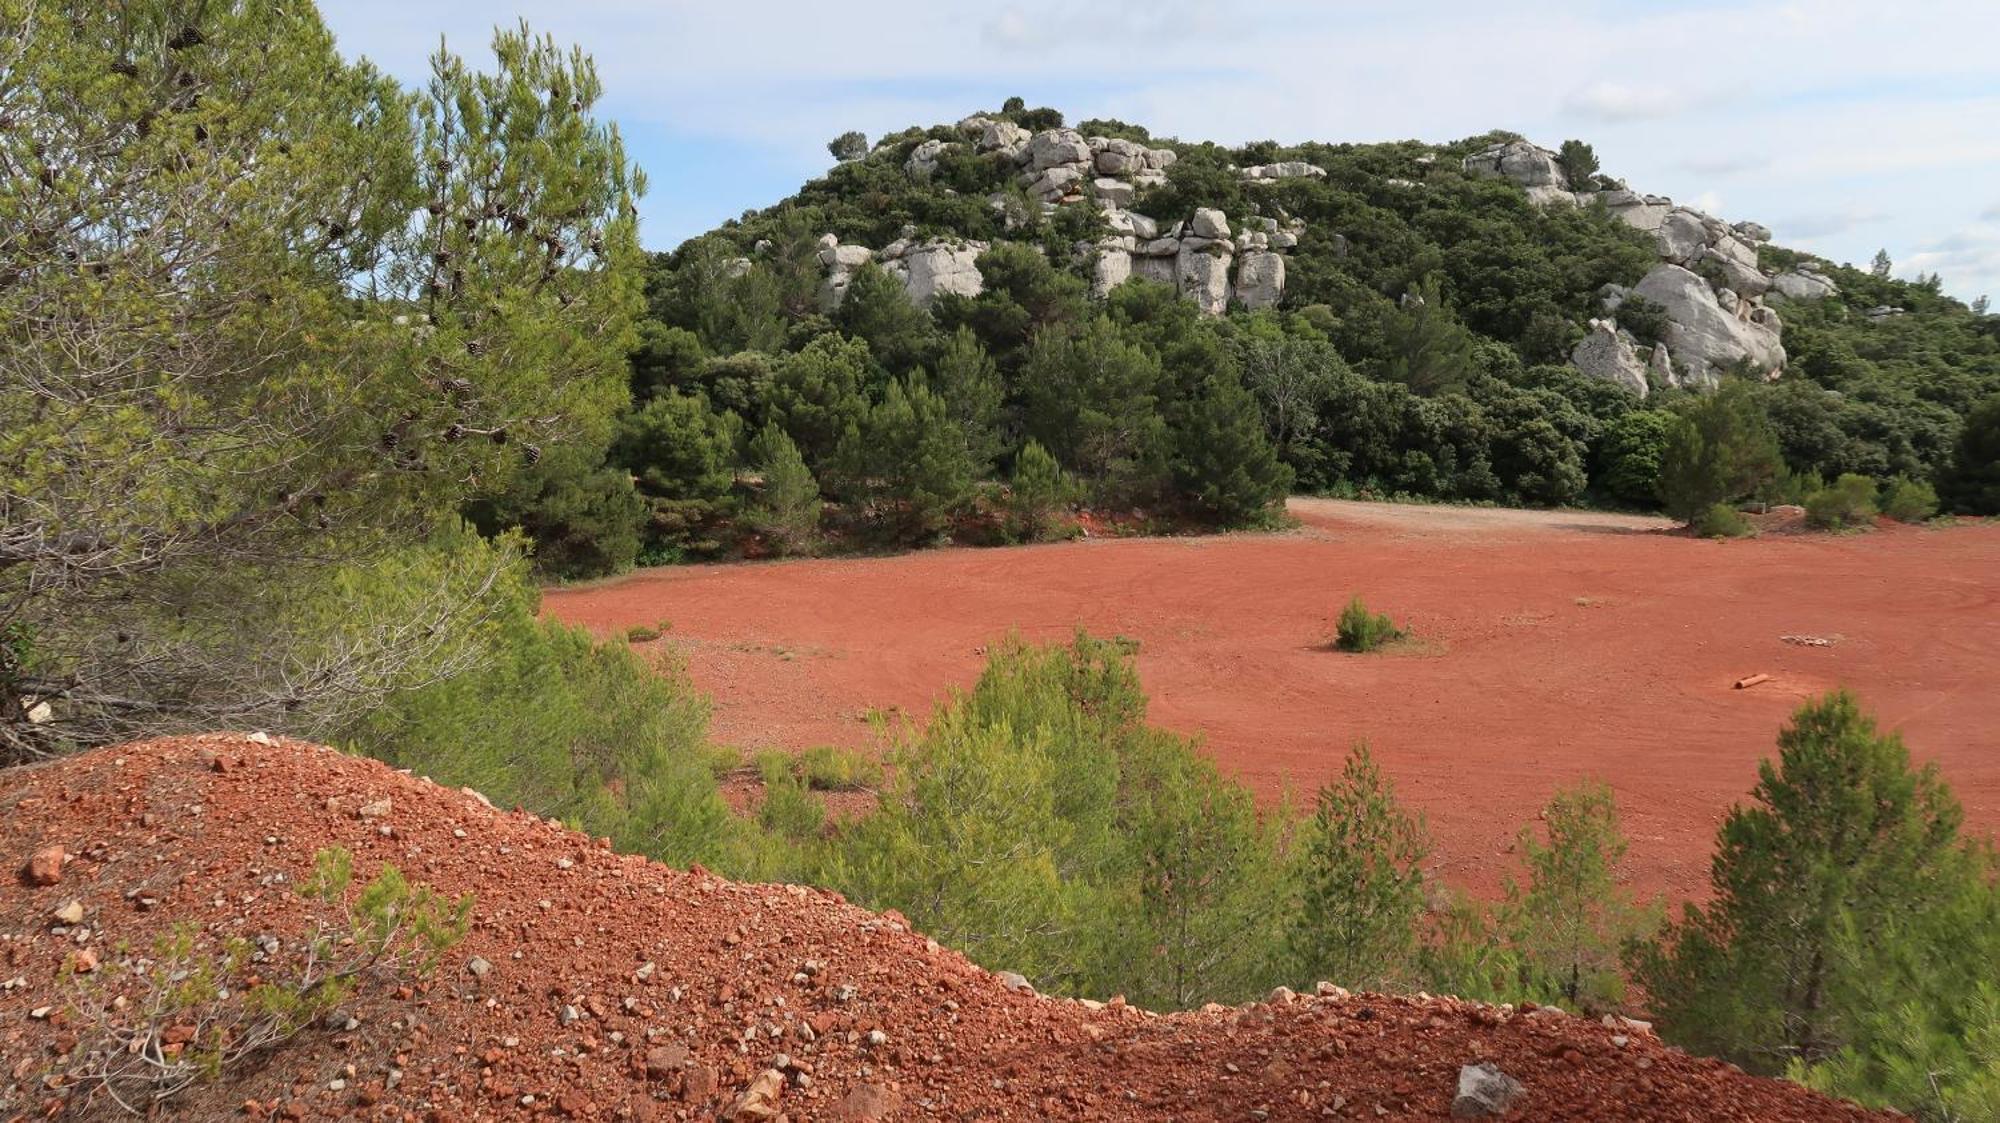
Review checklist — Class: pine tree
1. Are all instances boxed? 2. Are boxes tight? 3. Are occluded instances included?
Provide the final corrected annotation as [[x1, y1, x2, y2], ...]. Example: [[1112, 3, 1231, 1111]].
[[927, 327, 1007, 476], [1655, 380, 1783, 523], [1871, 249, 1894, 278], [1555, 139, 1600, 187], [1007, 440, 1075, 541], [1940, 394, 2000, 515], [1290, 744, 1431, 990], [1502, 784, 1658, 1012], [843, 378, 975, 541], [748, 425, 820, 556], [1633, 691, 1982, 1074], [1383, 276, 1480, 395], [1174, 373, 1295, 526], [835, 263, 935, 376], [1018, 318, 1169, 502], [768, 333, 874, 475]]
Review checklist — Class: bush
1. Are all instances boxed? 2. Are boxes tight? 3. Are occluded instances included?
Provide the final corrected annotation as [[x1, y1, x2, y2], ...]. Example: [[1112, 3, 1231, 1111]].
[[1880, 476, 1939, 523], [797, 745, 884, 791], [1804, 473, 1879, 530], [1595, 410, 1676, 507], [56, 848, 469, 1113], [1692, 502, 1753, 538], [624, 623, 664, 643], [1335, 596, 1403, 652]]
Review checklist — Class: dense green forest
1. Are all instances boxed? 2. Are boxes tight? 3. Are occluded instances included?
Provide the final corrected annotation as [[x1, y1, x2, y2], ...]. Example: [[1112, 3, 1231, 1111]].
[[5, 6, 1999, 1119]]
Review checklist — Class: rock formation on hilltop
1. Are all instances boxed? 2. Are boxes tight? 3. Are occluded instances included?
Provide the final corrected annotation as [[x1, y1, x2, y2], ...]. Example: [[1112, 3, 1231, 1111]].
[[1463, 138, 1836, 394], [1, 735, 1886, 1120]]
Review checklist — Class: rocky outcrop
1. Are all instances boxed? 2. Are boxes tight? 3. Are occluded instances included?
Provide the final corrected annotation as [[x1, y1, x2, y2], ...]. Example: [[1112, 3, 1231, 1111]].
[[1463, 140, 1578, 206], [1570, 320, 1652, 397], [1629, 264, 1785, 387], [1768, 266, 1838, 303], [1235, 250, 1286, 311], [816, 233, 985, 308], [904, 138, 953, 179], [1176, 240, 1233, 316], [1242, 161, 1326, 182]]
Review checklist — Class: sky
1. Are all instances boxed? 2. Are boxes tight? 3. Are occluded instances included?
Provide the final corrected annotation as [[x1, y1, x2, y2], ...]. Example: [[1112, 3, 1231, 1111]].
[[321, 0, 2000, 303]]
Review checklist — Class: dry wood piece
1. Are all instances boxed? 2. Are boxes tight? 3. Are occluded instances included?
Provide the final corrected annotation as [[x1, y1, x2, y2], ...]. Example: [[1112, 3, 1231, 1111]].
[[1734, 673, 1773, 690]]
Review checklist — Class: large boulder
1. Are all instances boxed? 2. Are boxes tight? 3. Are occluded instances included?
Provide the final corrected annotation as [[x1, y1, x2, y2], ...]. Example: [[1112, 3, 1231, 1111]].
[[1655, 209, 1709, 265], [902, 242, 985, 304], [1235, 250, 1286, 310], [1093, 177, 1135, 207], [1768, 269, 1838, 303], [1190, 207, 1231, 239], [1631, 264, 1785, 387], [1019, 128, 1092, 172], [1176, 242, 1233, 316], [977, 119, 1031, 157], [1093, 138, 1146, 176], [1092, 246, 1133, 297], [1464, 140, 1575, 205], [904, 138, 952, 179], [1242, 161, 1326, 181], [1570, 319, 1651, 397], [1596, 190, 1675, 234]]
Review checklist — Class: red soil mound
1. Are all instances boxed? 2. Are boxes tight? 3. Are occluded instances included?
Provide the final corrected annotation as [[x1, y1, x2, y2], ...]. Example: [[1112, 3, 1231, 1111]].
[[2, 736, 1881, 1120], [543, 500, 2000, 900]]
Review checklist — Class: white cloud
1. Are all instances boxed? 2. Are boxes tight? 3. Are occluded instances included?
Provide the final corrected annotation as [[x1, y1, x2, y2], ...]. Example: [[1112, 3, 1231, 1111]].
[[1776, 207, 1889, 240], [1561, 82, 1692, 123]]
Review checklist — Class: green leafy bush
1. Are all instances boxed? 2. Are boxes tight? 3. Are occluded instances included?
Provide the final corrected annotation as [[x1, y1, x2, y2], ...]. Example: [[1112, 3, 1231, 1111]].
[[1692, 502, 1753, 538], [1880, 476, 1940, 523], [797, 745, 884, 791], [1289, 743, 1430, 990], [1335, 596, 1403, 652], [1804, 472, 1879, 530]]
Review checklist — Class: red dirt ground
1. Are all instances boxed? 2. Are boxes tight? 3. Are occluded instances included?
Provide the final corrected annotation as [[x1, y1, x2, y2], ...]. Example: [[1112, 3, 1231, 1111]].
[[0, 736, 1885, 1120], [544, 500, 2000, 901]]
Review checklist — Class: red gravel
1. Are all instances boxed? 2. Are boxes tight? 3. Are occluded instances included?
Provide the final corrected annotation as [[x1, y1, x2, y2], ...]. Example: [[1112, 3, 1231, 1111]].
[[543, 499, 2000, 900], [2, 736, 1885, 1120]]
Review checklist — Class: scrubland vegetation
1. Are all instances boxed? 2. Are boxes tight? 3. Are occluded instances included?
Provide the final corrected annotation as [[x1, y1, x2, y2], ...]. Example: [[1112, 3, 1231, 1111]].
[[4, 3, 1998, 1118]]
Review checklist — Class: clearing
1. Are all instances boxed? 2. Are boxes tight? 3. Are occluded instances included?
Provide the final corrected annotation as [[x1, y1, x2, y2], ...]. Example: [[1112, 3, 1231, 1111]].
[[543, 499, 2000, 899]]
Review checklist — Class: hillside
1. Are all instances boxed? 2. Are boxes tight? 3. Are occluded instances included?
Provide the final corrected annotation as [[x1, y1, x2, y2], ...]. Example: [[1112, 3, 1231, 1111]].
[[485, 101, 2000, 576], [0, 735, 1885, 1120]]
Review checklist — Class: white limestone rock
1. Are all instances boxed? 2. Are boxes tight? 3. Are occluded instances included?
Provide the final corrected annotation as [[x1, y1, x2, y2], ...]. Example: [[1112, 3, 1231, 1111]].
[[1019, 128, 1092, 172], [1570, 319, 1651, 397], [977, 119, 1031, 157], [902, 242, 985, 304], [1177, 241, 1233, 316], [904, 138, 953, 179], [1092, 246, 1133, 297], [1190, 208, 1231, 239], [1093, 177, 1135, 207], [1631, 264, 1785, 387], [1768, 269, 1839, 303], [1242, 161, 1326, 181], [1236, 250, 1286, 310]]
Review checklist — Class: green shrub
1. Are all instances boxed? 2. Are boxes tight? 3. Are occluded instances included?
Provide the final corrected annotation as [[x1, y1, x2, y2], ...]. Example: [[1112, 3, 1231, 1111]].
[[1692, 502, 1753, 538], [797, 745, 884, 791], [1335, 596, 1403, 652], [1805, 473, 1880, 530], [625, 622, 668, 644], [1501, 784, 1660, 1014], [1880, 476, 1939, 523], [1289, 743, 1431, 990], [56, 848, 469, 1113]]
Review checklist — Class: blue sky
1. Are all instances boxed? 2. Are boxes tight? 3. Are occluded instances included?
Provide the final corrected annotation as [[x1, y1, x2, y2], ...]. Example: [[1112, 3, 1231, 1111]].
[[322, 0, 2000, 302]]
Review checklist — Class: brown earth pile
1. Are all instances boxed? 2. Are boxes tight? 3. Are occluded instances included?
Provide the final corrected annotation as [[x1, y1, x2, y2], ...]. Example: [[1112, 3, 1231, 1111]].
[[2, 736, 1886, 1121]]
